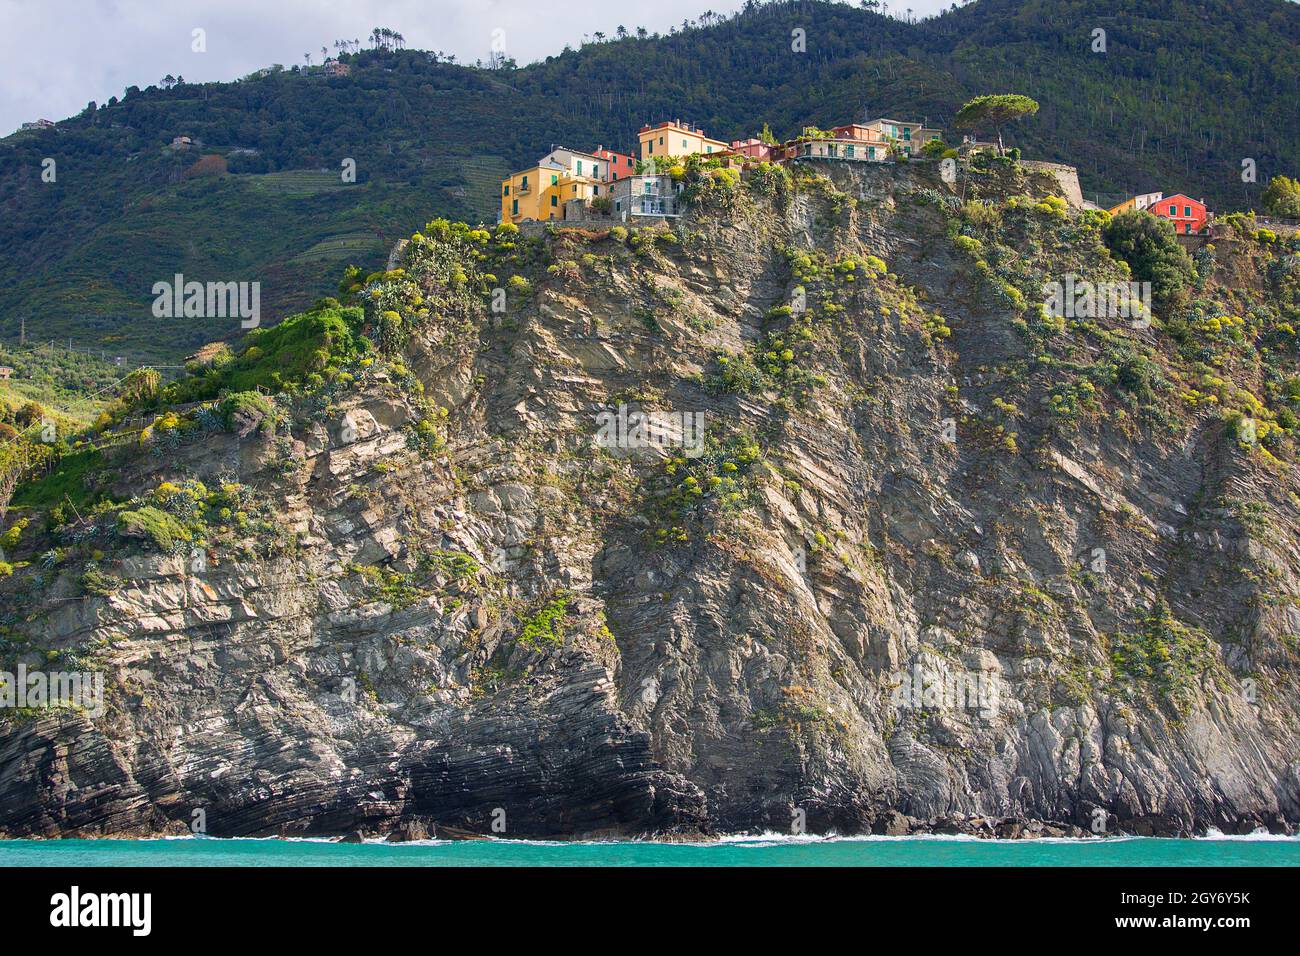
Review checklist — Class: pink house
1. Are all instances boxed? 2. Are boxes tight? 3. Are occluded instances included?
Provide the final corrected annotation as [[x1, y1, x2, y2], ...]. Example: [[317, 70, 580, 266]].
[[728, 138, 774, 162]]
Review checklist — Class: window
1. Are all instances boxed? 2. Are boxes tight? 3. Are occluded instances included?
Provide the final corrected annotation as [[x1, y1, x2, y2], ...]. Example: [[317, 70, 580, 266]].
[[512, 199, 518, 215], [615, 200, 622, 212], [594, 185, 599, 195], [551, 175, 558, 185], [1185, 223, 1192, 233], [647, 141, 653, 155], [1169, 205, 1177, 216], [659, 136, 664, 146], [903, 128, 911, 140], [503, 185, 509, 195], [846, 145, 855, 157], [577, 161, 583, 175], [1184, 205, 1192, 217], [868, 146, 876, 159], [682, 139, 688, 148], [551, 195, 557, 207]]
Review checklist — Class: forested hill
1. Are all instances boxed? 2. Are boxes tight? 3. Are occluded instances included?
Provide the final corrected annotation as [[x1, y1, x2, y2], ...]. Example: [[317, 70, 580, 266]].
[[2, 0, 1297, 361]]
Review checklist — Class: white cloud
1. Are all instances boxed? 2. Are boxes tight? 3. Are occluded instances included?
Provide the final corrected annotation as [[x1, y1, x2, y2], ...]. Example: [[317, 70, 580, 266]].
[[0, 0, 955, 135]]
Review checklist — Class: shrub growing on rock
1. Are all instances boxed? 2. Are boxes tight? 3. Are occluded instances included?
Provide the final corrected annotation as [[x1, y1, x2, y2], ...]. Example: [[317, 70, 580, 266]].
[[219, 391, 275, 436], [116, 506, 192, 552], [1102, 210, 1197, 315]]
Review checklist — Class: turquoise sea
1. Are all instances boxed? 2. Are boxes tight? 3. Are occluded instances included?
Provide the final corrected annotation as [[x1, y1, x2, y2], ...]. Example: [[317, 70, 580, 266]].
[[2, 833, 1296, 866]]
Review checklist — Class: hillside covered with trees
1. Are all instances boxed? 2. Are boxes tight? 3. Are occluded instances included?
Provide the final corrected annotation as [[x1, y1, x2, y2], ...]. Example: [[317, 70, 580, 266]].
[[1, 0, 1296, 361]]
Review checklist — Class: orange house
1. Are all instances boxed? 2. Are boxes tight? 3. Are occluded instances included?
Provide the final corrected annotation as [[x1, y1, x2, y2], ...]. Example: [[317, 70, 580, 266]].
[[1151, 194, 1210, 235]]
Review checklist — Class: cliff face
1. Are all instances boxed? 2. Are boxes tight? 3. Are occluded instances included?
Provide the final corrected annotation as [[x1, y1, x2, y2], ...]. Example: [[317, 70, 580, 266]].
[[2, 160, 1299, 839]]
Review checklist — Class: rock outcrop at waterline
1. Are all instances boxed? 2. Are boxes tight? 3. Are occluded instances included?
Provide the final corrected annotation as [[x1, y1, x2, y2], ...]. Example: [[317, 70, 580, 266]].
[[2, 158, 1298, 839]]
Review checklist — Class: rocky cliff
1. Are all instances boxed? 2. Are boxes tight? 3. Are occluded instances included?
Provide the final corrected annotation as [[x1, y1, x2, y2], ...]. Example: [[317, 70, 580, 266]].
[[2, 158, 1298, 839]]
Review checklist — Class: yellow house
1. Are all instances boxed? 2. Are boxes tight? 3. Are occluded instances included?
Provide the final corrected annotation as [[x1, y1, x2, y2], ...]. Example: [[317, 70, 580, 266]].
[[501, 162, 563, 223], [1106, 192, 1163, 216], [637, 120, 729, 163], [500, 162, 604, 224]]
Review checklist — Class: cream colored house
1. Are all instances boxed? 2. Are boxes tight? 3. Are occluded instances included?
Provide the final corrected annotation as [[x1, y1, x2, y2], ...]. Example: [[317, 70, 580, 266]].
[[785, 127, 892, 163], [862, 118, 943, 157], [538, 147, 610, 185], [790, 137, 890, 162], [778, 118, 945, 163]]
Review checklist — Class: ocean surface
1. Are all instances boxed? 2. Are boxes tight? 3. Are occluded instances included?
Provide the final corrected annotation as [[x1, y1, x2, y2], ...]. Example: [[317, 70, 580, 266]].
[[2, 832, 1296, 866]]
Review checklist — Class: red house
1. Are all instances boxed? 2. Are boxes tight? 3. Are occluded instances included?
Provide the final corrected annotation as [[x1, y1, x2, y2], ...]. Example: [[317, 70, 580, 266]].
[[1151, 193, 1210, 235], [592, 146, 636, 182]]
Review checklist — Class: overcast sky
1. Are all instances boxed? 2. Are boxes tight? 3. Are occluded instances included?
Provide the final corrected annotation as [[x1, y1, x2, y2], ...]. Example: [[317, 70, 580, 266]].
[[0, 0, 954, 136]]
